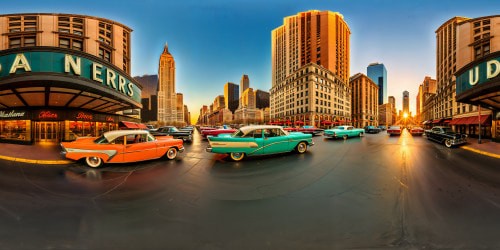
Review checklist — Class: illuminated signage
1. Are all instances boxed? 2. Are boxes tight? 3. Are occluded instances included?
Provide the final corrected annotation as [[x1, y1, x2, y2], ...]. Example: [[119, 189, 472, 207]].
[[457, 56, 500, 95], [38, 111, 58, 119], [106, 116, 115, 122], [76, 112, 93, 120], [0, 110, 26, 118], [0, 51, 141, 103]]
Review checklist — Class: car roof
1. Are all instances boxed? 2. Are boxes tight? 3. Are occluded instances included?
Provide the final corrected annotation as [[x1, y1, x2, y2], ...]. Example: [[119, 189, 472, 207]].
[[239, 125, 284, 135], [103, 130, 149, 141]]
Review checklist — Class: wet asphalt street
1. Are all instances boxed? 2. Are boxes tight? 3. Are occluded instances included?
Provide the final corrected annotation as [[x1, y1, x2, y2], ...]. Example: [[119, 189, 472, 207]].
[[0, 130, 499, 250]]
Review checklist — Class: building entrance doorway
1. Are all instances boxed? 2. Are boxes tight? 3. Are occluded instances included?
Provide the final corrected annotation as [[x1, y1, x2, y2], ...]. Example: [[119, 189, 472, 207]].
[[35, 122, 60, 143]]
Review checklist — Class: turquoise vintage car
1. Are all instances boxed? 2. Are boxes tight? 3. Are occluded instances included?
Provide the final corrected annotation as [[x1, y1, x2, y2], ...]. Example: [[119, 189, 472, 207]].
[[206, 125, 314, 161], [324, 125, 365, 139]]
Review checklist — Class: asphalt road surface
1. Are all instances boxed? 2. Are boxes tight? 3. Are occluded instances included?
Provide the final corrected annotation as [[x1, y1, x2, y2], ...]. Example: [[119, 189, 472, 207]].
[[0, 130, 499, 249]]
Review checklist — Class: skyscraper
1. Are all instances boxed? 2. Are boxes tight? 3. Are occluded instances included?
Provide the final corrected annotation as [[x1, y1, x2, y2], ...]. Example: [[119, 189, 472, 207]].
[[176, 93, 184, 124], [157, 43, 177, 123], [367, 63, 387, 105], [135, 74, 158, 122], [270, 10, 351, 125], [403, 91, 409, 114], [239, 74, 249, 108], [350, 73, 379, 128], [224, 82, 239, 113]]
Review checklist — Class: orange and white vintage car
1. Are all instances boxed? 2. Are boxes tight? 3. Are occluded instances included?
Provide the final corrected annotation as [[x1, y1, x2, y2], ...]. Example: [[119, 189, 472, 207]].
[[60, 130, 184, 168]]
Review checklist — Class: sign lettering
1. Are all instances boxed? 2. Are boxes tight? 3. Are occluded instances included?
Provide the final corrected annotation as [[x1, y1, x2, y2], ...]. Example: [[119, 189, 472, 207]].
[[39, 111, 58, 119], [0, 110, 26, 118], [9, 54, 31, 74], [76, 112, 93, 120], [0, 51, 141, 104], [64, 54, 81, 75]]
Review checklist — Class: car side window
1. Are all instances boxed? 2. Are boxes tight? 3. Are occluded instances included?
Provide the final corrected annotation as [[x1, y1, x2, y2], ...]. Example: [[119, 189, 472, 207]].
[[276, 129, 286, 136], [253, 129, 263, 138], [147, 134, 156, 142], [113, 136, 125, 145]]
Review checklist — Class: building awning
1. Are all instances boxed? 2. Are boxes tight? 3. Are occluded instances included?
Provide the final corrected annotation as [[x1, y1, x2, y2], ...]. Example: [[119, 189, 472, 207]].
[[321, 120, 333, 125], [465, 115, 491, 125], [137, 123, 148, 129], [432, 119, 443, 124], [443, 119, 451, 123], [450, 115, 491, 125], [119, 121, 140, 129], [422, 120, 431, 125], [449, 118, 466, 125]]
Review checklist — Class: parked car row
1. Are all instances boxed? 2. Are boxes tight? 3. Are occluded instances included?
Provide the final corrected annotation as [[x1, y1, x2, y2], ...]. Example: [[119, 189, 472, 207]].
[[60, 124, 468, 168]]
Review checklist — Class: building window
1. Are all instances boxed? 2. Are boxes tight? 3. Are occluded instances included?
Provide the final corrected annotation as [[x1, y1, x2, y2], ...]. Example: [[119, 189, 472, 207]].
[[99, 21, 113, 46], [474, 41, 490, 59], [9, 36, 36, 48], [7, 16, 38, 48], [99, 47, 112, 62], [58, 16, 84, 35], [58, 37, 83, 51]]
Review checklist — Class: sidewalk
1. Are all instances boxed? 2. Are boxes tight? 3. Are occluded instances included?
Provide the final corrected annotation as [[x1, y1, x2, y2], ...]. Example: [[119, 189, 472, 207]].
[[0, 138, 498, 165], [0, 143, 73, 164], [461, 138, 500, 159]]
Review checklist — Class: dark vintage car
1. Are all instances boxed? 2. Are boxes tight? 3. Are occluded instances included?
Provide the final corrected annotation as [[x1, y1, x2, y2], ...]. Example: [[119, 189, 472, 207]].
[[296, 126, 324, 136], [150, 126, 193, 142], [426, 126, 467, 148], [364, 125, 381, 134]]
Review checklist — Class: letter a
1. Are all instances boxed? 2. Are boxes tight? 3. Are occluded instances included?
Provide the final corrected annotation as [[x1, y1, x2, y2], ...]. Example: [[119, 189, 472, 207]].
[[9, 54, 32, 74]]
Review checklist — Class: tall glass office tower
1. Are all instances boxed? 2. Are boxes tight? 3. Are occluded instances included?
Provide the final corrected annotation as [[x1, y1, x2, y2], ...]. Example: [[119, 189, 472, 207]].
[[367, 63, 387, 105]]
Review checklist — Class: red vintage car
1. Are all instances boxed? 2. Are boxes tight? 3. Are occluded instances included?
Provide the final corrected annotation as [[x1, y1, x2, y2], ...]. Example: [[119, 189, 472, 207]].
[[61, 130, 184, 168], [410, 126, 424, 136], [387, 125, 402, 136], [201, 127, 237, 139]]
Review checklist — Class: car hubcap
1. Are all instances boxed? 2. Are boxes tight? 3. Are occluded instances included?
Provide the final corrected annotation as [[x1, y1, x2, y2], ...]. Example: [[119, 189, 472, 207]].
[[168, 149, 177, 159], [298, 143, 306, 153], [89, 157, 99, 165]]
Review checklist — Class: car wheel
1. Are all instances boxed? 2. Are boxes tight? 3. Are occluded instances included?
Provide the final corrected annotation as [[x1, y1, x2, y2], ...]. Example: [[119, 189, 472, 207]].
[[230, 152, 245, 161], [444, 139, 453, 148], [296, 142, 307, 154], [342, 134, 348, 140], [166, 147, 178, 160], [85, 156, 103, 168]]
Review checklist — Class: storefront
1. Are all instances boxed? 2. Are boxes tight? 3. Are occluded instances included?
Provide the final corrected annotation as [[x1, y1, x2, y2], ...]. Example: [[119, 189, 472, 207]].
[[455, 51, 500, 142], [0, 47, 142, 144]]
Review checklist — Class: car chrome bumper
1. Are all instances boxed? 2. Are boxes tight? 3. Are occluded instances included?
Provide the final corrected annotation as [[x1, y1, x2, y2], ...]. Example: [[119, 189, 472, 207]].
[[206, 147, 212, 152], [451, 138, 467, 146], [308, 141, 315, 146], [179, 147, 185, 153]]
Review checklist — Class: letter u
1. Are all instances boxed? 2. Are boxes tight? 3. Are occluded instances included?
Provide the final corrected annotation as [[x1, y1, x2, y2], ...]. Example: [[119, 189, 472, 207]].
[[469, 67, 479, 86]]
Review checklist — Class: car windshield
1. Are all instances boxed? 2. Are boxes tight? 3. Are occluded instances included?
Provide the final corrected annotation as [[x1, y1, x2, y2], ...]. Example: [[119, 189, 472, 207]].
[[442, 127, 453, 133], [170, 127, 179, 132], [232, 130, 244, 137], [93, 135, 109, 144], [332, 126, 344, 130]]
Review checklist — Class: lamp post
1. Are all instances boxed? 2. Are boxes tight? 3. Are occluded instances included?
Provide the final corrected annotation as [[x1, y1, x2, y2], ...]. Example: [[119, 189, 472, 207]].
[[478, 105, 482, 144]]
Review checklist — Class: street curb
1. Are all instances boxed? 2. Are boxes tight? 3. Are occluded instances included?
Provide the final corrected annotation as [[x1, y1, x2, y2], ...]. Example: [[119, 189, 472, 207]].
[[0, 155, 74, 165], [461, 146, 500, 159]]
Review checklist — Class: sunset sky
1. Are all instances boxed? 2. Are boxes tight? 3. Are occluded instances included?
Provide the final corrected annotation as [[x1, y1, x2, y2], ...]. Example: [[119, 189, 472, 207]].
[[2, 0, 497, 123]]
